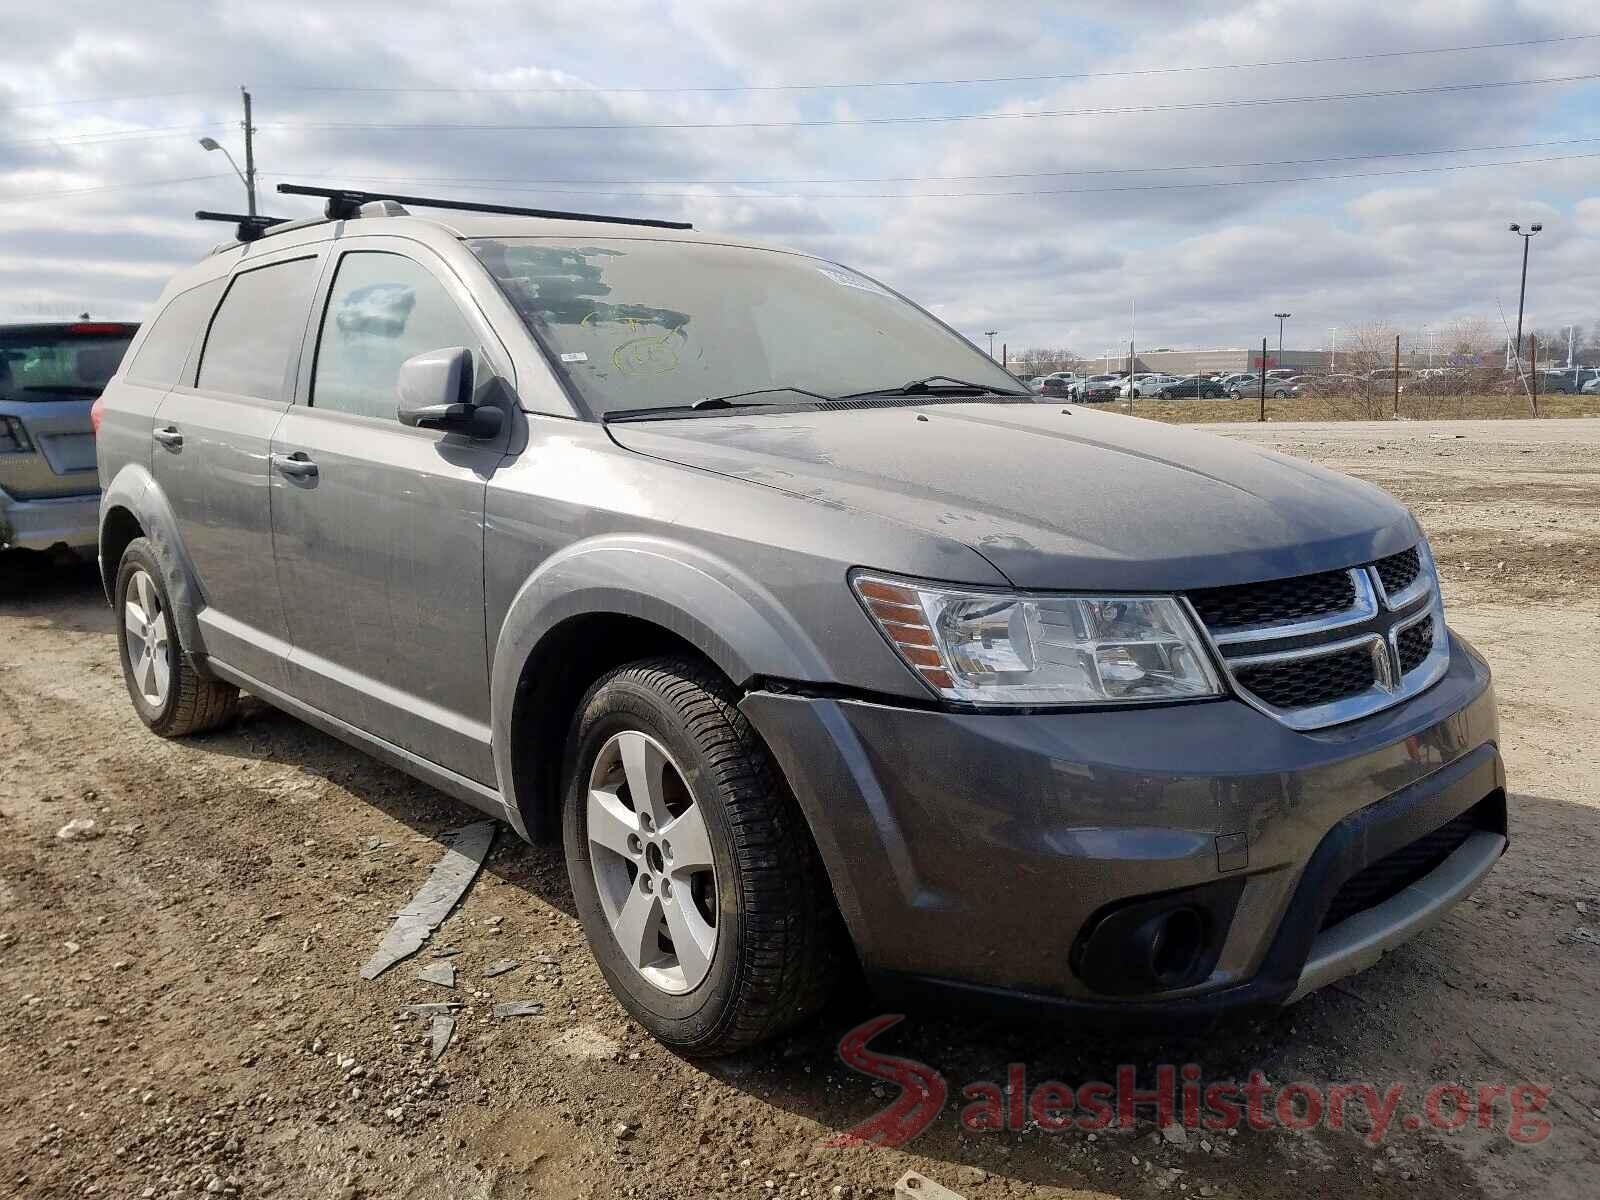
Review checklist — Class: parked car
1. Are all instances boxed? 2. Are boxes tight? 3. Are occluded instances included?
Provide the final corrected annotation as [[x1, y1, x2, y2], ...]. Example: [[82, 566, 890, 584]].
[[1158, 376, 1228, 399], [1121, 373, 1184, 398], [1074, 374, 1123, 402], [1534, 368, 1600, 395], [1265, 369, 1297, 380], [1583, 374, 1600, 395], [1, 321, 137, 555], [1040, 371, 1081, 397], [97, 190, 1505, 1055], [1227, 374, 1293, 399]]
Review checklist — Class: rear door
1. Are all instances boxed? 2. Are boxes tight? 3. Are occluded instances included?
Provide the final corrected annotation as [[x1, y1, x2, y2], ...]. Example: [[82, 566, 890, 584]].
[[153, 249, 322, 688], [269, 239, 512, 783]]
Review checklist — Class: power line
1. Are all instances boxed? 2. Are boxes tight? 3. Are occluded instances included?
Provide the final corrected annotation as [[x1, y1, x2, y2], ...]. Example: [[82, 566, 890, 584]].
[[4, 89, 231, 112], [0, 124, 222, 149], [262, 72, 1600, 134], [280, 31, 1600, 94], [262, 149, 1600, 202], [271, 135, 1600, 188], [4, 31, 1598, 111], [0, 173, 234, 206]]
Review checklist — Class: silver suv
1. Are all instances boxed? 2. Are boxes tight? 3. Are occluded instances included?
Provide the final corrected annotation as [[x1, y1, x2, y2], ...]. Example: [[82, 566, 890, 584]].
[[96, 187, 1506, 1054], [2, 321, 136, 555]]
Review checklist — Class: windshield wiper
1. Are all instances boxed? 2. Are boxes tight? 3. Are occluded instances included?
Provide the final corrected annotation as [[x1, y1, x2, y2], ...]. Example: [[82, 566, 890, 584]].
[[603, 386, 836, 421], [20, 385, 104, 397], [841, 375, 1028, 399]]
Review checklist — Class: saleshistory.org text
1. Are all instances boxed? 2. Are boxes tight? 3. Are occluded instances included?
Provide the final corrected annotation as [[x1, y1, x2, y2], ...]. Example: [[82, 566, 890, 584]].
[[824, 1016, 1554, 1149]]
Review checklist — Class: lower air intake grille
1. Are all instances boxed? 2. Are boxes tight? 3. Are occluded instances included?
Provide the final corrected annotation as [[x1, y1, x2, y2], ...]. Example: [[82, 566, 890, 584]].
[[1320, 809, 1478, 931], [1233, 643, 1375, 710]]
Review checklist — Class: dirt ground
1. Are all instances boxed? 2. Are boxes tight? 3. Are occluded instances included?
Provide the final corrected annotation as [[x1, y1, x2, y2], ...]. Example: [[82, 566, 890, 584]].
[[2, 418, 1598, 1200]]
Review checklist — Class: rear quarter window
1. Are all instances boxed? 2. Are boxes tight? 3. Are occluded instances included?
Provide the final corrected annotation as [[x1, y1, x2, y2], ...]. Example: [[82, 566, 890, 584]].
[[126, 278, 225, 387], [196, 257, 319, 402]]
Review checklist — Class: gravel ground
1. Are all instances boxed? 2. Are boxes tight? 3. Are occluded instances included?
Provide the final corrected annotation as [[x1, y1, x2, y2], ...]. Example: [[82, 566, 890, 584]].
[[2, 418, 1598, 1200]]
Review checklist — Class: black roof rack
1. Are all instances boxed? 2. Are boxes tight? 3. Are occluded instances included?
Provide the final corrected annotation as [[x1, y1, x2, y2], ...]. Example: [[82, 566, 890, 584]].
[[275, 183, 691, 230], [195, 211, 292, 243]]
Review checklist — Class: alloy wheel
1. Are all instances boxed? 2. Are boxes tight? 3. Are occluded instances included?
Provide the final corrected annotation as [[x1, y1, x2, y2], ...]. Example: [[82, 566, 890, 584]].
[[586, 730, 719, 994], [123, 568, 171, 708]]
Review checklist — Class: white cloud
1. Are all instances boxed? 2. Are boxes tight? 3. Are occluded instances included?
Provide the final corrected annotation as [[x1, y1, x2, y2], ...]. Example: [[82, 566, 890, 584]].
[[0, 0, 1596, 348]]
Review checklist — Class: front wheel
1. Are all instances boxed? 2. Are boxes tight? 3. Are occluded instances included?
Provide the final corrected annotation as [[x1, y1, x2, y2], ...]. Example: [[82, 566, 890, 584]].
[[562, 656, 841, 1055]]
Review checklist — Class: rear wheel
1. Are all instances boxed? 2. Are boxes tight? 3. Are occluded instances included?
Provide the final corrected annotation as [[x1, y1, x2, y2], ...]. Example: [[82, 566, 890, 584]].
[[114, 538, 238, 737], [562, 656, 841, 1055]]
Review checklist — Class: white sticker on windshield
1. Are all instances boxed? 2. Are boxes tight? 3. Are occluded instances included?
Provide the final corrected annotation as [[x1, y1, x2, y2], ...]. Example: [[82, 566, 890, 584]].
[[816, 265, 891, 297], [560, 351, 589, 363]]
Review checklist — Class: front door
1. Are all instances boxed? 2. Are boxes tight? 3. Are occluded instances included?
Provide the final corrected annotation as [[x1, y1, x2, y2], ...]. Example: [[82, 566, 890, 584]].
[[269, 244, 511, 783], [153, 252, 322, 689]]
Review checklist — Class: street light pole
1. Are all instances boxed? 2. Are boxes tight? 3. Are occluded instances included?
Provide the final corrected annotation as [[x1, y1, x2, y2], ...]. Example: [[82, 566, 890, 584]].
[[1508, 222, 1542, 374], [984, 330, 998, 358], [1273, 312, 1291, 369]]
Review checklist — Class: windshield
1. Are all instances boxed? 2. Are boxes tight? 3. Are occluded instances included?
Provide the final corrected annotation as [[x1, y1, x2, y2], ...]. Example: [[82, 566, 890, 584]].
[[0, 325, 135, 402], [467, 238, 1021, 415]]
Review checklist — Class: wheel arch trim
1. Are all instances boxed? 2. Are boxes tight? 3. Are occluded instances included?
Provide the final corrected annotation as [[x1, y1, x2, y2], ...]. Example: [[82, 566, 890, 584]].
[[98, 464, 211, 668], [489, 534, 834, 839]]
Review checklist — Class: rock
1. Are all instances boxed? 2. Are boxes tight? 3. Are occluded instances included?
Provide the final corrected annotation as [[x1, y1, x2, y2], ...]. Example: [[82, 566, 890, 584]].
[[493, 1000, 544, 1019], [1161, 1123, 1188, 1147], [56, 818, 100, 841], [481, 959, 519, 978], [894, 1172, 964, 1200], [416, 962, 456, 988], [612, 1121, 634, 1139]]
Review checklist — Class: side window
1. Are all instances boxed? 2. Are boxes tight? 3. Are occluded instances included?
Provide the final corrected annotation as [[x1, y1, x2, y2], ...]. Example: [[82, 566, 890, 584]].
[[312, 252, 476, 420], [127, 278, 225, 387], [196, 256, 319, 402]]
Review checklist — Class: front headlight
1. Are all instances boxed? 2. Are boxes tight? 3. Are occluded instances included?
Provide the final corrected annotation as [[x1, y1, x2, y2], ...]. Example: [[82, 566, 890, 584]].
[[853, 572, 1223, 706]]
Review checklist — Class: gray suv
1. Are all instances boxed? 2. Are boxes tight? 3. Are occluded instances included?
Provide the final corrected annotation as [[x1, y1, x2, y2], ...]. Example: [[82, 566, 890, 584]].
[[2, 321, 136, 554], [96, 188, 1505, 1054]]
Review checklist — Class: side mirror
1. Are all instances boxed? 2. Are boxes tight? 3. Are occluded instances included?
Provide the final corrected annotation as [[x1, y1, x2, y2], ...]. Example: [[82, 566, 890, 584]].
[[396, 346, 502, 439]]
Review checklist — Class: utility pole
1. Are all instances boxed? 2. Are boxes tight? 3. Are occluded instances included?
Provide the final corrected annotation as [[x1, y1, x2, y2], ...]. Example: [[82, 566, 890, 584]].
[[1258, 338, 1267, 422], [1530, 334, 1539, 417], [1393, 334, 1400, 416], [1330, 326, 1336, 372], [1273, 312, 1291, 369], [1508, 222, 1541, 374], [241, 86, 258, 217]]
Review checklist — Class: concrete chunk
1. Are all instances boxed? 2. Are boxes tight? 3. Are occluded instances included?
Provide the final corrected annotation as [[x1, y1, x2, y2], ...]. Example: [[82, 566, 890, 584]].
[[358, 821, 496, 980]]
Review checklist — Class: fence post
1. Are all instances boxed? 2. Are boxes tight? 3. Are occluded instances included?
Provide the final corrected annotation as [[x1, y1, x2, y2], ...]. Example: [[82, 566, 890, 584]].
[[1259, 338, 1267, 422], [1393, 334, 1400, 417]]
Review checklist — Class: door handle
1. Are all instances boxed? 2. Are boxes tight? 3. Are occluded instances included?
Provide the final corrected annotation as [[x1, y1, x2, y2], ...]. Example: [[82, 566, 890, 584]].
[[271, 451, 319, 480], [152, 426, 183, 449]]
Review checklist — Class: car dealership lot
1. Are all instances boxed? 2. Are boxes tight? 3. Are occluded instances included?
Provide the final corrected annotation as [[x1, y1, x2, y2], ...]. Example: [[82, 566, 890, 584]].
[[2, 418, 1597, 1200]]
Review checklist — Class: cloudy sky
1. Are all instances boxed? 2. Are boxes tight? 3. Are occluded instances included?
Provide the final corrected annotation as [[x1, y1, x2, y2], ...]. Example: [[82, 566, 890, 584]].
[[2, 0, 1597, 359]]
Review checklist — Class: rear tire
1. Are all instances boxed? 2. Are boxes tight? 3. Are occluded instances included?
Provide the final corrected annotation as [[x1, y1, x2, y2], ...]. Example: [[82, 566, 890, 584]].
[[562, 656, 841, 1055], [114, 538, 239, 737]]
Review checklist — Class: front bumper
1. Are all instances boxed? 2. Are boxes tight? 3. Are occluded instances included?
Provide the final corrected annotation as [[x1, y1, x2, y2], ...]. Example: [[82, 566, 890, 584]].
[[0, 490, 99, 552], [741, 631, 1502, 1016]]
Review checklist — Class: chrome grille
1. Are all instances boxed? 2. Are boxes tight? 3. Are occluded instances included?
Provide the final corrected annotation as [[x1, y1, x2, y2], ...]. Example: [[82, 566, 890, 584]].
[[1234, 643, 1376, 710], [1396, 615, 1435, 674], [1187, 541, 1448, 731], [1188, 569, 1355, 631], [1373, 547, 1422, 598]]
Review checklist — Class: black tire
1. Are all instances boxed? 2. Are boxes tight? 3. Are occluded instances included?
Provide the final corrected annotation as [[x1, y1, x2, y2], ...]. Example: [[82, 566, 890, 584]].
[[114, 537, 239, 737], [562, 656, 841, 1055]]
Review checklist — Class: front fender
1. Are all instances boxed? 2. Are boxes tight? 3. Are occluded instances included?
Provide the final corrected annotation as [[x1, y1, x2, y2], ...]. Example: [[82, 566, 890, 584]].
[[99, 464, 210, 667], [489, 534, 834, 834]]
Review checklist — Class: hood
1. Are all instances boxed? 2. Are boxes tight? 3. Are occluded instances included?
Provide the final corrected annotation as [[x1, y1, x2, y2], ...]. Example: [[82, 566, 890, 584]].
[[607, 403, 1419, 591]]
